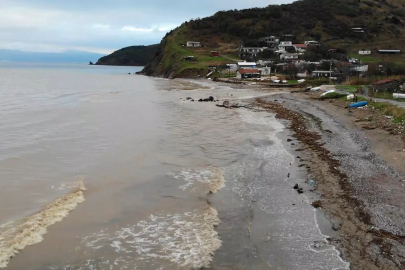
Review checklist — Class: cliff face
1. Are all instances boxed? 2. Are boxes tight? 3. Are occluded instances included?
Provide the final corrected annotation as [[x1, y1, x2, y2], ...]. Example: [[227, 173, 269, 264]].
[[96, 44, 159, 66], [140, 0, 405, 78]]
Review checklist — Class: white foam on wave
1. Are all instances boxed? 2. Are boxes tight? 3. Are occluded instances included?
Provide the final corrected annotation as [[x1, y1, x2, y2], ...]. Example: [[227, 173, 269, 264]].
[[0, 178, 86, 268], [174, 168, 225, 193], [80, 206, 221, 269]]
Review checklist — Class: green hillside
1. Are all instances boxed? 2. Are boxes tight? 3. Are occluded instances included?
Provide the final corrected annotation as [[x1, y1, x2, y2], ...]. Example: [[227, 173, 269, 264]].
[[96, 44, 159, 66], [141, 0, 405, 78]]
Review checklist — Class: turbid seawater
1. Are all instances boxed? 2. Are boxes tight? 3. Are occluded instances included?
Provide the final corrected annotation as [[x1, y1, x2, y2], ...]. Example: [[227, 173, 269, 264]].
[[0, 63, 349, 269]]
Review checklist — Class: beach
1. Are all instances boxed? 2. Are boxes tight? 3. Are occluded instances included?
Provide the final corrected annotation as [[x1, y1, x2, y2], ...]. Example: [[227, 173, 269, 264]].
[[250, 91, 405, 269], [0, 63, 403, 269]]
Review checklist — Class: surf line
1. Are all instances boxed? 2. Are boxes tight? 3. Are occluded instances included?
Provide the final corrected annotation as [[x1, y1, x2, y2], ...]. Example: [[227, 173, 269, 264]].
[[0, 179, 86, 268]]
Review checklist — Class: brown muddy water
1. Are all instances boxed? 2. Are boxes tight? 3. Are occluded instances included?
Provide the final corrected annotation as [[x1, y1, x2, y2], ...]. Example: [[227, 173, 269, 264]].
[[0, 63, 349, 269]]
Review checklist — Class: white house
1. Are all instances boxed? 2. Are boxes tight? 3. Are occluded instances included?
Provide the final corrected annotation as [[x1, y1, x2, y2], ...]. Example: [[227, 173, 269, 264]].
[[349, 64, 369, 73], [258, 67, 271, 76], [280, 53, 300, 60], [304, 40, 319, 46], [237, 62, 257, 69], [297, 69, 311, 78], [187, 41, 201, 47], [359, 50, 371, 55], [278, 41, 294, 51], [239, 47, 267, 57]]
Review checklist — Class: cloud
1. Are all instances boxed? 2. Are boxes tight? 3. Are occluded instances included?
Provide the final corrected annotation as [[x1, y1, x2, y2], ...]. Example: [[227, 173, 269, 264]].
[[121, 26, 154, 32], [0, 0, 294, 54]]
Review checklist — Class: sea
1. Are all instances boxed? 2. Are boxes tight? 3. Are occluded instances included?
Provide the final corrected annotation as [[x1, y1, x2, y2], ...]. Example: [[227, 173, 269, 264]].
[[0, 63, 350, 269]]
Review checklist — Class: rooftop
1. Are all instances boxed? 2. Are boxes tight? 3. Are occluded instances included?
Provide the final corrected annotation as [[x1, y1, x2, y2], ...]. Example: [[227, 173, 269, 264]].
[[373, 79, 398, 85], [238, 69, 260, 74]]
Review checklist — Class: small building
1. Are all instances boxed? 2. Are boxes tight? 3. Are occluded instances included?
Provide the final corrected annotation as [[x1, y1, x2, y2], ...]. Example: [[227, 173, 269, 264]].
[[359, 50, 371, 55], [294, 44, 307, 52], [280, 53, 299, 61], [378, 50, 401, 54], [210, 51, 220, 57], [237, 61, 256, 69], [297, 69, 311, 78], [352, 27, 365, 33], [239, 47, 267, 58], [236, 69, 261, 79], [258, 67, 271, 76], [187, 41, 201, 48], [183, 56, 195, 61], [372, 79, 401, 93], [304, 40, 319, 46], [312, 70, 333, 77], [278, 41, 294, 51], [259, 36, 279, 48]]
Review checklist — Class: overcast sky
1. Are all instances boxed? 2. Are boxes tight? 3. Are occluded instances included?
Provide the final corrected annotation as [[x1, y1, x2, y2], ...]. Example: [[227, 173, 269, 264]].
[[1, 0, 294, 54]]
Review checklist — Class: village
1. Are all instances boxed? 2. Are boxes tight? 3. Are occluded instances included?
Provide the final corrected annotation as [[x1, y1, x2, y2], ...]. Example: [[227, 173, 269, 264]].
[[183, 33, 405, 100]]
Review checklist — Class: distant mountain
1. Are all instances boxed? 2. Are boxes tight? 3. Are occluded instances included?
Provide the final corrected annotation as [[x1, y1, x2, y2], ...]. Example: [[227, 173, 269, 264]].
[[95, 45, 159, 66], [0, 49, 105, 63]]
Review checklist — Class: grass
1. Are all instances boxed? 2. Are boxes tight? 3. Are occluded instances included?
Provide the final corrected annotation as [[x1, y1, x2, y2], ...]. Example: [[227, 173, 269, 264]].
[[336, 85, 361, 93], [356, 97, 405, 125], [288, 80, 298, 84], [160, 26, 239, 76], [368, 92, 405, 102], [320, 92, 347, 100]]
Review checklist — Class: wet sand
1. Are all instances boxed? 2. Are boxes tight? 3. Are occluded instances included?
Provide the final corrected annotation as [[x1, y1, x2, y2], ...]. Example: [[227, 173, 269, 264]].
[[253, 93, 405, 269]]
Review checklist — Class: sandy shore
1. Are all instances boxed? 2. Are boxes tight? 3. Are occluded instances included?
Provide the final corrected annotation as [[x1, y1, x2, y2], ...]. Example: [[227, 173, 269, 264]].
[[247, 91, 405, 269]]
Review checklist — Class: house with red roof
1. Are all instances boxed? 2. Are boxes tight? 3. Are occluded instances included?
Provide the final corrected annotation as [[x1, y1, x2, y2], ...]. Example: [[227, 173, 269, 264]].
[[294, 44, 307, 52], [372, 79, 401, 93], [236, 69, 261, 79]]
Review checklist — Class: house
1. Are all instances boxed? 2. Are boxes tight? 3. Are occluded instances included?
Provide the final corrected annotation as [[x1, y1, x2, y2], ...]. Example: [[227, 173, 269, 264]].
[[352, 27, 365, 33], [183, 56, 195, 61], [256, 60, 272, 66], [312, 70, 333, 77], [258, 67, 271, 76], [278, 41, 294, 51], [372, 79, 401, 93], [259, 36, 279, 48], [349, 64, 368, 73], [239, 47, 267, 58], [378, 50, 401, 54], [297, 69, 311, 78], [236, 69, 261, 79], [294, 44, 307, 52], [280, 53, 300, 61], [359, 50, 371, 55], [210, 51, 220, 57], [305, 40, 319, 46], [187, 41, 201, 47], [237, 62, 257, 69]]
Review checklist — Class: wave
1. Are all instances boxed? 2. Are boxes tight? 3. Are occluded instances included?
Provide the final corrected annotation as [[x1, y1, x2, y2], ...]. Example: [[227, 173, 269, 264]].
[[79, 205, 221, 269], [174, 168, 225, 193], [0, 178, 86, 268]]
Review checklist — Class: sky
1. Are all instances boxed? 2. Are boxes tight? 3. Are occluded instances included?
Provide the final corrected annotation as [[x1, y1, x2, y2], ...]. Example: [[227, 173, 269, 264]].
[[0, 0, 294, 55]]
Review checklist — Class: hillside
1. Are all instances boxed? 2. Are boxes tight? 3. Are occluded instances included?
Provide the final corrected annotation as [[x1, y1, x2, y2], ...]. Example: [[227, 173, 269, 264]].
[[96, 44, 159, 66], [141, 0, 405, 78]]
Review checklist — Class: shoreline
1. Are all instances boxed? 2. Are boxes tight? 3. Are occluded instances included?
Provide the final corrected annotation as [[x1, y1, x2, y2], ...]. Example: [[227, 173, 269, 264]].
[[249, 93, 405, 269]]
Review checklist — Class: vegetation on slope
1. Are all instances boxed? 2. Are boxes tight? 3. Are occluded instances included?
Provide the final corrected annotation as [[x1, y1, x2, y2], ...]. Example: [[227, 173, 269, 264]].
[[96, 44, 159, 66], [142, 0, 405, 78]]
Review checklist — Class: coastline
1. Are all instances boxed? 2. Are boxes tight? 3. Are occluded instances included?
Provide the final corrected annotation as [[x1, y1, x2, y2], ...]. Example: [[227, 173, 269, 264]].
[[248, 92, 405, 269]]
